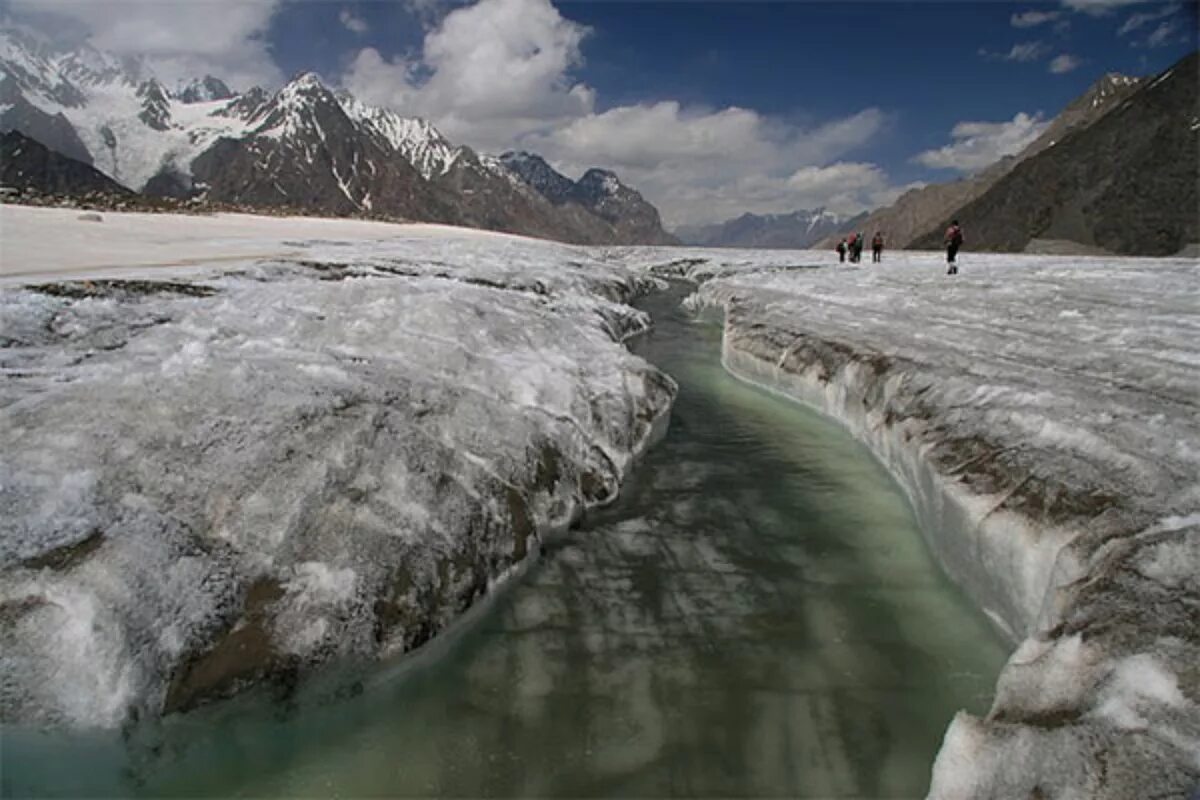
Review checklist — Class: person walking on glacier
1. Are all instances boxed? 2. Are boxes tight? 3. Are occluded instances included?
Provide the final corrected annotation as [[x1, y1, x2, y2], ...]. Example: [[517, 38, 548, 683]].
[[944, 220, 964, 274], [836, 238, 847, 263], [871, 232, 884, 263], [852, 231, 865, 263]]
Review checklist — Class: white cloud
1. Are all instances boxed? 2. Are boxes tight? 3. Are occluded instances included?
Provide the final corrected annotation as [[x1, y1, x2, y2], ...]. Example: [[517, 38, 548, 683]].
[[1011, 10, 1062, 27], [1061, 0, 1144, 15], [1143, 19, 1180, 46], [523, 104, 895, 225], [980, 41, 1052, 62], [1049, 53, 1082, 73], [344, 0, 594, 149], [1117, 3, 1179, 34], [339, 8, 369, 35], [344, 0, 903, 226], [6, 0, 283, 88], [914, 112, 1049, 173]]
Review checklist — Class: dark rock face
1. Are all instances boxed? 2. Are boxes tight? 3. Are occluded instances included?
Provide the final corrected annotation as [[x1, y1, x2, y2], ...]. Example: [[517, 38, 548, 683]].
[[573, 168, 677, 245], [0, 76, 93, 166], [910, 52, 1199, 256], [499, 152, 678, 245], [0, 130, 131, 196], [498, 151, 577, 202], [136, 79, 171, 131], [215, 87, 269, 120], [677, 209, 868, 249], [177, 76, 234, 104]]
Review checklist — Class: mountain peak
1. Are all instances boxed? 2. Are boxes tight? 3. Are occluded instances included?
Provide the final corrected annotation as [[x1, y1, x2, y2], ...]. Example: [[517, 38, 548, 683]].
[[177, 75, 234, 104]]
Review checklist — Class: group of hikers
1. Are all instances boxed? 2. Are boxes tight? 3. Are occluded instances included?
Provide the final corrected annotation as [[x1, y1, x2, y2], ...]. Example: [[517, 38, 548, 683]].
[[834, 220, 965, 274], [836, 231, 884, 263]]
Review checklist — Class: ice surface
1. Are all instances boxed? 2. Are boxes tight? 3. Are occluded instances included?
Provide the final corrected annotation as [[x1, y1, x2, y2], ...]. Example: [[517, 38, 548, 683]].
[[0, 208, 675, 726], [616, 246, 1200, 798]]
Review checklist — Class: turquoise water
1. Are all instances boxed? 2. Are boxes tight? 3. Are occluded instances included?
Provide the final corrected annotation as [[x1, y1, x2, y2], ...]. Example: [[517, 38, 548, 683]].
[[3, 287, 1008, 798]]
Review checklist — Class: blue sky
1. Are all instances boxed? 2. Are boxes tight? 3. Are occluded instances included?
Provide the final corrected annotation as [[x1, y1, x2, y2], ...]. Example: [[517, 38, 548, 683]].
[[5, 0, 1198, 225]]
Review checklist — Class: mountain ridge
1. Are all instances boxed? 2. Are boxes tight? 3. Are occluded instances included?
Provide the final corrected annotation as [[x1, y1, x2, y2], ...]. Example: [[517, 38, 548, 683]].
[[676, 208, 868, 249], [0, 32, 675, 245], [908, 51, 1199, 256], [815, 69, 1150, 252]]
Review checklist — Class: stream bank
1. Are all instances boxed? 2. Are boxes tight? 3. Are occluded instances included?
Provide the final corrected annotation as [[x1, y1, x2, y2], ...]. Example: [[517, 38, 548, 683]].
[[3, 283, 1007, 798]]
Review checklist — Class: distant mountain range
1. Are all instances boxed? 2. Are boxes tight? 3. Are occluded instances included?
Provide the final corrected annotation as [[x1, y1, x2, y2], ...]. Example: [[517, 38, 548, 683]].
[[819, 52, 1198, 256], [2, 26, 1193, 255], [0, 28, 676, 245], [674, 208, 867, 249]]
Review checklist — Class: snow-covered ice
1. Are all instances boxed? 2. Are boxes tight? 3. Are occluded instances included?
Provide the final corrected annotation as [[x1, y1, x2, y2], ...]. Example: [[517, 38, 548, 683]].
[[0, 207, 675, 726], [2, 211, 1198, 796], [620, 246, 1200, 798]]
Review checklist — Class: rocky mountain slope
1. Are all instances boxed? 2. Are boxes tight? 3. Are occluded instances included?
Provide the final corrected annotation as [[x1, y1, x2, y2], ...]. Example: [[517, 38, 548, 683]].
[[818, 70, 1146, 251], [675, 208, 867, 249], [0, 29, 674, 245], [500, 152, 678, 245], [1, 129, 132, 197], [909, 51, 1199, 256]]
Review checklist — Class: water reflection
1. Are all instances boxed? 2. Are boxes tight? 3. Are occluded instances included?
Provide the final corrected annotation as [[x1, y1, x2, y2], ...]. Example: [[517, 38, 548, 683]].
[[3, 286, 1007, 798]]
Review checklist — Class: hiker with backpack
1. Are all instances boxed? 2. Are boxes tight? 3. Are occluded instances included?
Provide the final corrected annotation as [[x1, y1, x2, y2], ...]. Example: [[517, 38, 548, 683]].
[[944, 220, 964, 274], [853, 231, 865, 263], [846, 232, 858, 263], [836, 238, 847, 263], [871, 232, 884, 263]]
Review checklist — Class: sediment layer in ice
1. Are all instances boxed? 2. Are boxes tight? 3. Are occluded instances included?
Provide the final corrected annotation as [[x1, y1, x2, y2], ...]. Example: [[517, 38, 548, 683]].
[[0, 208, 676, 727], [637, 247, 1200, 799]]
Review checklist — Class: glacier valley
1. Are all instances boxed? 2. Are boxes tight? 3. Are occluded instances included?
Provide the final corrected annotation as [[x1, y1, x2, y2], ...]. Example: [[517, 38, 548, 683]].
[[1, 207, 1197, 797]]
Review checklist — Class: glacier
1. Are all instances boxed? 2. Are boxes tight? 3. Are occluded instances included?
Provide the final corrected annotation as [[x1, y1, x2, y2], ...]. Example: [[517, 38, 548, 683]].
[[2, 207, 1198, 797], [0, 207, 675, 726], [622, 247, 1200, 798]]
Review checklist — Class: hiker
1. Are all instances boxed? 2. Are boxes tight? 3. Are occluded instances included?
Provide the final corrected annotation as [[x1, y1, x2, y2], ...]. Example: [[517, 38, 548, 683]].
[[944, 220, 964, 274], [853, 231, 865, 263], [846, 232, 858, 262], [871, 232, 884, 263], [836, 238, 847, 263]]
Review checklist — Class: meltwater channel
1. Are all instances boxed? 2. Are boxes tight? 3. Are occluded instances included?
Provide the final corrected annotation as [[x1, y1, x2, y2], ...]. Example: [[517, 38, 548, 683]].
[[3, 286, 1008, 798]]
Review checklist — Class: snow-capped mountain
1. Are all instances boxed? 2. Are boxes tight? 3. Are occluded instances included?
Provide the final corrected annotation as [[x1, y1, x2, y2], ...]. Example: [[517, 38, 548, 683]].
[[176, 76, 234, 104], [500, 151, 580, 202], [675, 208, 867, 249], [0, 28, 676, 245]]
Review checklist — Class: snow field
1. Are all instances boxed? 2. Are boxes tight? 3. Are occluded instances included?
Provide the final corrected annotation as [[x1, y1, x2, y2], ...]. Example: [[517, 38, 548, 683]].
[[634, 245, 1200, 799], [0, 209, 675, 726]]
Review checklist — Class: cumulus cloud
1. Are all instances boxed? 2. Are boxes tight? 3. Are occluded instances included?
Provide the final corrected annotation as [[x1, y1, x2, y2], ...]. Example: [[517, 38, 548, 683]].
[[339, 9, 369, 35], [914, 112, 1048, 173], [522, 104, 894, 225], [1011, 10, 1062, 27], [344, 0, 594, 149], [344, 0, 901, 226], [6, 0, 283, 88], [1049, 53, 1083, 73], [980, 41, 1052, 62]]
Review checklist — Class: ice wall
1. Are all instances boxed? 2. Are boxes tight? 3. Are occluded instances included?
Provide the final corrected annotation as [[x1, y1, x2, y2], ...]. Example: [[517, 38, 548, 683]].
[[660, 248, 1200, 799], [0, 219, 676, 727]]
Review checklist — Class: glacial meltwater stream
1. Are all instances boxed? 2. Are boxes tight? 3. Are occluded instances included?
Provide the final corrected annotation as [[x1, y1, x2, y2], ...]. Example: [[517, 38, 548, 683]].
[[3, 286, 1009, 798]]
